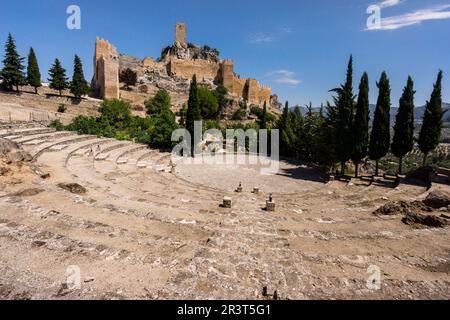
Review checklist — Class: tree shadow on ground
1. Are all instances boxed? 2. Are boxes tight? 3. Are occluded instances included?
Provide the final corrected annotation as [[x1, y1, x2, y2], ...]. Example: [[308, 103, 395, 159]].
[[276, 162, 329, 184]]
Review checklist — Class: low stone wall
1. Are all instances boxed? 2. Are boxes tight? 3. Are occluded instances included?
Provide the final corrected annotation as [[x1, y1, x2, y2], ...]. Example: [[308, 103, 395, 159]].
[[0, 103, 75, 125], [0, 88, 101, 124]]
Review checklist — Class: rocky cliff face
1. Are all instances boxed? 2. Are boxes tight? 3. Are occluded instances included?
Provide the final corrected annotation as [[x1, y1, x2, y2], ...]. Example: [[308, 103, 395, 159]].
[[160, 42, 220, 63]]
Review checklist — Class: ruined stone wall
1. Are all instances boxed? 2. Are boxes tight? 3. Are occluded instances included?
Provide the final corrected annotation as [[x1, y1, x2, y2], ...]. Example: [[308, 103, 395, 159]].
[[231, 77, 246, 99], [258, 86, 271, 106], [167, 58, 220, 81], [93, 37, 119, 100], [218, 59, 270, 106]]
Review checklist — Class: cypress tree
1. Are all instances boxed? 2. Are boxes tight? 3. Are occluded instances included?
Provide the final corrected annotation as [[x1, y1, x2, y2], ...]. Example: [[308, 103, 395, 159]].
[[27, 47, 41, 94], [185, 74, 201, 155], [418, 70, 444, 166], [260, 101, 268, 129], [48, 58, 69, 96], [351, 73, 370, 177], [70, 55, 90, 98], [392, 76, 415, 175], [280, 101, 295, 157], [330, 55, 354, 175], [0, 33, 26, 92], [369, 72, 391, 176], [291, 106, 303, 159]]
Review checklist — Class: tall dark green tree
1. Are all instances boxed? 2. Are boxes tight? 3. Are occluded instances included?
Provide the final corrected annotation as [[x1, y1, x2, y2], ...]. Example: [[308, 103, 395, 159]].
[[0, 33, 26, 91], [391, 76, 415, 175], [291, 106, 303, 159], [70, 55, 90, 98], [418, 70, 444, 166], [185, 74, 201, 155], [48, 58, 69, 96], [279, 101, 295, 157], [260, 101, 268, 129], [330, 55, 355, 174], [369, 72, 391, 176], [26, 47, 41, 94], [351, 73, 370, 177]]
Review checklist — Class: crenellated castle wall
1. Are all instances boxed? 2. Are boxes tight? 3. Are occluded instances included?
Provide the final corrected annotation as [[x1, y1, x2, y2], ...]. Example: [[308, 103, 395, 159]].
[[93, 23, 271, 108]]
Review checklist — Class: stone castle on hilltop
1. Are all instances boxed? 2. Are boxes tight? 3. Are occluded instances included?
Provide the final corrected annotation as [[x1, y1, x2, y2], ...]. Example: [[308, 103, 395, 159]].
[[92, 23, 274, 111]]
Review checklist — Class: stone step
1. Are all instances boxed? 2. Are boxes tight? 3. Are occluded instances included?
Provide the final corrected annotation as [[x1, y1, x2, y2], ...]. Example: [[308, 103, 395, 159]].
[[23, 139, 47, 146]]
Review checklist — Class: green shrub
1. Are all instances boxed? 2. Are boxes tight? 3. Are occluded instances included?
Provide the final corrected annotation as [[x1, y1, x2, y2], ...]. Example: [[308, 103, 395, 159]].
[[145, 89, 171, 115], [149, 109, 179, 149], [198, 86, 219, 119], [99, 99, 132, 130], [232, 109, 247, 121], [49, 119, 64, 131]]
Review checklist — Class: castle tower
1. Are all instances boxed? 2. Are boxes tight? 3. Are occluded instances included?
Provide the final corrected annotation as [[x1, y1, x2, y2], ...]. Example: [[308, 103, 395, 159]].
[[220, 59, 234, 93], [175, 23, 187, 46], [92, 37, 119, 99]]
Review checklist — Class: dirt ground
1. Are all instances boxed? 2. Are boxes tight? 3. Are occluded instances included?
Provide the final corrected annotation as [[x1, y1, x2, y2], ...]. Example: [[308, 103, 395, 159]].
[[0, 123, 449, 300]]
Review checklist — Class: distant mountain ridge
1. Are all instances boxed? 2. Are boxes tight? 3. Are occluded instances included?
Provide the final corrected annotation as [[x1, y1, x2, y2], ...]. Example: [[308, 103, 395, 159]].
[[292, 103, 450, 123]]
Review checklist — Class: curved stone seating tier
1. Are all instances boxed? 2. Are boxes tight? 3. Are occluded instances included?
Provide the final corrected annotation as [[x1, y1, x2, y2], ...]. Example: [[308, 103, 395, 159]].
[[115, 145, 149, 165], [94, 142, 131, 161], [64, 139, 114, 167], [30, 135, 98, 160], [13, 131, 78, 145], [0, 127, 55, 138]]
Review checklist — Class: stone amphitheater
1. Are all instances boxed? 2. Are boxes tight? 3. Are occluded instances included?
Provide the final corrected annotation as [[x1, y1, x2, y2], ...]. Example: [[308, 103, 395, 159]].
[[0, 121, 449, 300]]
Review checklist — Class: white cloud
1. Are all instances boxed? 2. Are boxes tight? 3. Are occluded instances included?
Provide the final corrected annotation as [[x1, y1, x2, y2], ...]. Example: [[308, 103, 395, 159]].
[[249, 34, 275, 43], [375, 4, 450, 30], [249, 26, 293, 44], [267, 70, 301, 87], [278, 27, 293, 34], [377, 0, 402, 9]]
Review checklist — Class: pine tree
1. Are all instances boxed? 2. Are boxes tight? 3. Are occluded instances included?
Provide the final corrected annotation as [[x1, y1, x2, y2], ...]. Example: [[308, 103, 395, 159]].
[[392, 76, 415, 175], [351, 73, 370, 177], [369, 72, 391, 176], [26, 47, 41, 94], [418, 70, 444, 166], [48, 58, 69, 96], [70, 55, 90, 98], [330, 55, 355, 175], [0, 33, 26, 91], [185, 74, 201, 155]]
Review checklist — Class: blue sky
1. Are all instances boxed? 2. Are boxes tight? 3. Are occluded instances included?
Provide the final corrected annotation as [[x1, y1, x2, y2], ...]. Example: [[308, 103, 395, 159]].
[[1, 0, 449, 107]]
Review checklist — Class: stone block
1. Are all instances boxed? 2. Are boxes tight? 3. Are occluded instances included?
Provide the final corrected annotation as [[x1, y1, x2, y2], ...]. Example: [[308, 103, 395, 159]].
[[266, 201, 275, 212], [223, 197, 232, 208]]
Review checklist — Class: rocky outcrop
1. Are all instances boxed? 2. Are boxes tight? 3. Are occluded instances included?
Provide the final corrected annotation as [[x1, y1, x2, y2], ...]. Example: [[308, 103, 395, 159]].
[[57, 183, 87, 195], [161, 42, 220, 63], [423, 191, 450, 209], [0, 138, 32, 164], [403, 211, 450, 228], [373, 201, 432, 216], [373, 192, 450, 228]]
